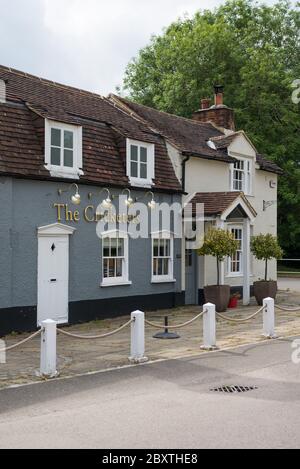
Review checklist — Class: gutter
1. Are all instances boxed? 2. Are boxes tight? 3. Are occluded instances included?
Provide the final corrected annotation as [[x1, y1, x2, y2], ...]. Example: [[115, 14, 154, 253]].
[[182, 150, 236, 164]]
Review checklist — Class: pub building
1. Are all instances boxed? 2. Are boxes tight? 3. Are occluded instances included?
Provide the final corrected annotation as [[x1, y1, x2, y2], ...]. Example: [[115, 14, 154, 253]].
[[0, 66, 282, 335], [0, 66, 183, 335]]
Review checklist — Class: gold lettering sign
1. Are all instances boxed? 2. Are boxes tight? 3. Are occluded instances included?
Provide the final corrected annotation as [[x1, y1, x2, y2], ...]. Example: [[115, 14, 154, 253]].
[[53, 203, 139, 224]]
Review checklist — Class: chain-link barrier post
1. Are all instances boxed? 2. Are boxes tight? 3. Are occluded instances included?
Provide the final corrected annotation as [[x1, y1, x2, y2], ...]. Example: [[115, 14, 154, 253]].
[[129, 311, 148, 364], [40, 319, 58, 377], [0, 339, 6, 364], [263, 297, 277, 339], [201, 303, 218, 350]]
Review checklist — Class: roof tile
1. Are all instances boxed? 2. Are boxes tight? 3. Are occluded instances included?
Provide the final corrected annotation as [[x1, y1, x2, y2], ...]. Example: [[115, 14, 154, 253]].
[[0, 65, 181, 191]]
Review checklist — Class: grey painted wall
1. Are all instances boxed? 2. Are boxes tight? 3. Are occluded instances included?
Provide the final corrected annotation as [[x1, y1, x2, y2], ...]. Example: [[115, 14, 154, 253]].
[[0, 176, 182, 308]]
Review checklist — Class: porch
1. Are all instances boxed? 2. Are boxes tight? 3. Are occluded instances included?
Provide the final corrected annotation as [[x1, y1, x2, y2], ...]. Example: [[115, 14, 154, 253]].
[[185, 191, 257, 306]]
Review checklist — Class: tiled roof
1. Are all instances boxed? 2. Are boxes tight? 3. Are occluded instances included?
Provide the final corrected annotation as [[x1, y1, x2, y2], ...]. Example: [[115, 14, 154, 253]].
[[211, 132, 283, 175], [0, 65, 181, 191], [109, 96, 283, 175], [256, 154, 283, 175], [210, 133, 239, 149], [189, 191, 257, 217], [109, 95, 236, 164]]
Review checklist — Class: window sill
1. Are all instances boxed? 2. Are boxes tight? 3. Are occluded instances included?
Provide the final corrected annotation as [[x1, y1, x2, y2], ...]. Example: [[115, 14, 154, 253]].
[[226, 273, 243, 278], [45, 164, 84, 180], [151, 278, 176, 284], [231, 188, 253, 197], [128, 177, 153, 188], [100, 280, 132, 288]]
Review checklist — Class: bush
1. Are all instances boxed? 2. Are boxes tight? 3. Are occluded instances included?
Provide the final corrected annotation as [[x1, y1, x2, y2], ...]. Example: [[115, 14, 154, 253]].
[[251, 234, 283, 281], [198, 228, 239, 285]]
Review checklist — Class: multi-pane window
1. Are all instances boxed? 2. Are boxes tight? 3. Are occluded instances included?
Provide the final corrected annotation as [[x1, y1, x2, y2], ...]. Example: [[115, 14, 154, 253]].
[[232, 159, 252, 194], [50, 128, 74, 168], [152, 235, 174, 282], [233, 160, 244, 191], [228, 227, 243, 274], [127, 139, 154, 187], [130, 144, 148, 179], [45, 120, 83, 179], [103, 237, 125, 280], [246, 160, 251, 194]]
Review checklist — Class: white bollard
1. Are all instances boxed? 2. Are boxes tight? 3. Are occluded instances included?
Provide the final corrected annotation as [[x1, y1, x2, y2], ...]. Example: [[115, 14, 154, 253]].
[[40, 319, 58, 377], [201, 302, 218, 350], [129, 310, 148, 364], [263, 297, 277, 339]]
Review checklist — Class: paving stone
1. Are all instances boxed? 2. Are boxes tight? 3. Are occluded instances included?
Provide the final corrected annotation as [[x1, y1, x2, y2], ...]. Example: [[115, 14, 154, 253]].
[[0, 290, 299, 389]]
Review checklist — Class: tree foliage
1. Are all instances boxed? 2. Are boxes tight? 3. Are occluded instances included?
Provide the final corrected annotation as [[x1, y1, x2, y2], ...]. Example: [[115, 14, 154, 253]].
[[123, 0, 300, 257], [250, 233, 283, 279], [198, 228, 239, 285]]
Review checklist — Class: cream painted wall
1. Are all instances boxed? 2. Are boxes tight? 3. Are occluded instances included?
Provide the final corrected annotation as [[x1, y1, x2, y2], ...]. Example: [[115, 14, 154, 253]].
[[229, 132, 256, 158], [185, 157, 230, 194], [175, 132, 279, 289]]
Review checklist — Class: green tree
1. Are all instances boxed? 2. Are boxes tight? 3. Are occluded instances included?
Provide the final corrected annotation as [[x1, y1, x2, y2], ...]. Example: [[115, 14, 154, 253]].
[[250, 233, 283, 280], [198, 228, 239, 285], [124, 0, 300, 257]]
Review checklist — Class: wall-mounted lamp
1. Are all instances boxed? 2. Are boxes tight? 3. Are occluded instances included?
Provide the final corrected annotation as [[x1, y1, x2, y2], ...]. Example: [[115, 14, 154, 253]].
[[138, 191, 156, 210], [122, 188, 135, 207], [58, 183, 81, 205], [88, 188, 113, 209]]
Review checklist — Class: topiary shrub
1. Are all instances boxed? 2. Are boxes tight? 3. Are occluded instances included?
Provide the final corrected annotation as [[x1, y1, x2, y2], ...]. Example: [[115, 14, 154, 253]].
[[251, 234, 283, 281], [198, 228, 239, 285]]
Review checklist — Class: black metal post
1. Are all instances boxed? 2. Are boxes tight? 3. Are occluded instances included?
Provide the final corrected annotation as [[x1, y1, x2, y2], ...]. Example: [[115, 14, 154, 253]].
[[153, 316, 180, 339]]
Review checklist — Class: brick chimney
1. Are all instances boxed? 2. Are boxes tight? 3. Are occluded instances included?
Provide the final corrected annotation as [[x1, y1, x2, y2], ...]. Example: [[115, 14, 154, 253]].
[[192, 85, 235, 131], [201, 98, 210, 109], [0, 79, 6, 104]]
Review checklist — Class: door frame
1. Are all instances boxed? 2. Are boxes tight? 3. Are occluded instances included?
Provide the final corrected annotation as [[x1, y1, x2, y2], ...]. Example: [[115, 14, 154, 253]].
[[37, 223, 76, 325]]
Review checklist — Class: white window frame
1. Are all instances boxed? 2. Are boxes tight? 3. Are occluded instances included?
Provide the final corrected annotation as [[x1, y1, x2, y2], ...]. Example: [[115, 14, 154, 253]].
[[126, 138, 155, 188], [100, 230, 131, 287], [227, 225, 243, 276], [151, 231, 175, 283], [230, 157, 252, 195], [45, 119, 83, 179]]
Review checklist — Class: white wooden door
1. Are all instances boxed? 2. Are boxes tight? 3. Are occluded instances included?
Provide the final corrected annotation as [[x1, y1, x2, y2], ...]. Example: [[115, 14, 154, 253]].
[[37, 235, 69, 325]]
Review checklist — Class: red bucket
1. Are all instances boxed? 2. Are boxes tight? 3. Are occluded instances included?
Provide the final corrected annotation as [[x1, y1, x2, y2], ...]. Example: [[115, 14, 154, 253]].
[[228, 297, 238, 308]]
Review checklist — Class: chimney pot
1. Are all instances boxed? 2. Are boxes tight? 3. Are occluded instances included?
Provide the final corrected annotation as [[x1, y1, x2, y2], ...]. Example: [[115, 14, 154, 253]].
[[192, 84, 235, 130], [214, 84, 224, 106], [0, 79, 6, 103], [201, 98, 211, 110]]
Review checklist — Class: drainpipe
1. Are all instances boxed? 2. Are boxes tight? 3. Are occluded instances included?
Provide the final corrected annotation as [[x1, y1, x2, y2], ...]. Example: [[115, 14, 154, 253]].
[[182, 155, 190, 193]]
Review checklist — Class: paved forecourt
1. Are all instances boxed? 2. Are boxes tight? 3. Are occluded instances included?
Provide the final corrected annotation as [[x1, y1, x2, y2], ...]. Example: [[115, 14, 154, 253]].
[[0, 290, 300, 389]]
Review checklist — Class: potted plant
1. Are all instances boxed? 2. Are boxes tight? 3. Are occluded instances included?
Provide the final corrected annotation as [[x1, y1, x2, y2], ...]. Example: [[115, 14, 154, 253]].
[[250, 233, 283, 305], [198, 228, 239, 312], [228, 292, 241, 308]]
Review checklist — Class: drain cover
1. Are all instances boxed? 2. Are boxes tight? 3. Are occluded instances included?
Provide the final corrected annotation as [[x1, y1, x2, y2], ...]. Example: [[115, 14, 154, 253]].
[[210, 385, 258, 393]]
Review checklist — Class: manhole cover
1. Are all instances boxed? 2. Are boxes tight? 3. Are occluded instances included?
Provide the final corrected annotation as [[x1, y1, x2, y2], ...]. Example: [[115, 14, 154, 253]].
[[210, 385, 258, 393]]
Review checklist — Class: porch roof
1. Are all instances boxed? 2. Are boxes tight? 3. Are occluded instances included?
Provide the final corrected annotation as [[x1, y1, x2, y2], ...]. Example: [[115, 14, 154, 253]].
[[189, 191, 257, 220]]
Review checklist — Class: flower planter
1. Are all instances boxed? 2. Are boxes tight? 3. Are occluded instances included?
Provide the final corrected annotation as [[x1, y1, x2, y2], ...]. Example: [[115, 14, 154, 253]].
[[253, 280, 277, 305], [203, 285, 230, 312]]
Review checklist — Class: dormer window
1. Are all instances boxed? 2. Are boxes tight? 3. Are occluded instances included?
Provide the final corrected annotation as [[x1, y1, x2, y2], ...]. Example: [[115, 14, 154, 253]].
[[45, 120, 83, 179], [126, 139, 154, 187], [231, 158, 252, 195]]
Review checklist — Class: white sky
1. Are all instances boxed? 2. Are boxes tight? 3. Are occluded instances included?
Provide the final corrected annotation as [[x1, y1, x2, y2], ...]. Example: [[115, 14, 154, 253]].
[[0, 0, 278, 96]]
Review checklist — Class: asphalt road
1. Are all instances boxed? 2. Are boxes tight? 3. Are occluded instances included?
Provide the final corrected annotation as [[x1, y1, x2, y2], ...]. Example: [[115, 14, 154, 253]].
[[0, 337, 300, 449]]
